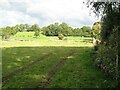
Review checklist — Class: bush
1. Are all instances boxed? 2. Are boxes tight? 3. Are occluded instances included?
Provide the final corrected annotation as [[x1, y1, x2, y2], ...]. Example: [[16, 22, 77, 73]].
[[58, 34, 64, 40], [95, 27, 118, 79], [34, 31, 40, 37]]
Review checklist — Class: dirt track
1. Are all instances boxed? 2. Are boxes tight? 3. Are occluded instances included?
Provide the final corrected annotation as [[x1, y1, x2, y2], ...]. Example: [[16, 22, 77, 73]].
[[1, 53, 51, 83], [36, 51, 75, 88]]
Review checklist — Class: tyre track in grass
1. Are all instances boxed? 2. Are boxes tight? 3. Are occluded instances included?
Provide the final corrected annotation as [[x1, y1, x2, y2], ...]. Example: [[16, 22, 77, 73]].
[[36, 50, 75, 88], [1, 52, 52, 83]]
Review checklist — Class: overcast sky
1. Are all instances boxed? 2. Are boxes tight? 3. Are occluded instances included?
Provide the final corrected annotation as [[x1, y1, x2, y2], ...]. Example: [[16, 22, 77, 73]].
[[0, 0, 100, 28]]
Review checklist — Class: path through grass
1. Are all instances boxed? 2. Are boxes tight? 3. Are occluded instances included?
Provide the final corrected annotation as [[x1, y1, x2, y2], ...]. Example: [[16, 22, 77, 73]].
[[2, 47, 117, 88]]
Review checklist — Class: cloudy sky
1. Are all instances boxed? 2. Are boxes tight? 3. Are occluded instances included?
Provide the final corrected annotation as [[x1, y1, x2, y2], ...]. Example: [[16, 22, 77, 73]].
[[0, 0, 100, 28]]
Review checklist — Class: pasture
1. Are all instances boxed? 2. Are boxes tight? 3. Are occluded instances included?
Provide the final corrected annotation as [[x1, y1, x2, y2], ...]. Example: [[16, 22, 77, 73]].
[[1, 32, 93, 47], [11, 32, 92, 41], [1, 32, 117, 88]]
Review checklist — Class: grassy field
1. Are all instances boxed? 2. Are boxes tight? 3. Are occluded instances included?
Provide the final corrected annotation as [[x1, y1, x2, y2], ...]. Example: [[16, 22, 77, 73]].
[[1, 32, 93, 47], [11, 32, 92, 41], [1, 32, 117, 88], [2, 47, 117, 88], [2, 40, 93, 48]]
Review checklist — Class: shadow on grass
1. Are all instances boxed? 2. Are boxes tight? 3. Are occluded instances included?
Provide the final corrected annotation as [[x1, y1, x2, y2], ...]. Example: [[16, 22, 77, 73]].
[[2, 46, 93, 76], [2, 46, 117, 88]]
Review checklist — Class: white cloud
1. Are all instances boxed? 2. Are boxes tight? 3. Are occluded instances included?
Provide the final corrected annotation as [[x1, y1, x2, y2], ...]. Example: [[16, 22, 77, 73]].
[[0, 0, 100, 28], [0, 10, 39, 27]]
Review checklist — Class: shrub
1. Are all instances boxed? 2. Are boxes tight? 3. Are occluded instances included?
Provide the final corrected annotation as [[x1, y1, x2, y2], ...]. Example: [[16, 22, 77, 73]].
[[34, 31, 40, 37], [58, 34, 64, 40], [95, 27, 118, 79]]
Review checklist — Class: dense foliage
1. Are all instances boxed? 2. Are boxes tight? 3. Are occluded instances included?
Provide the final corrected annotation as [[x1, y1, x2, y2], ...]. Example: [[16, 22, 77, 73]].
[[32, 24, 40, 37], [1, 26, 18, 39], [41, 22, 92, 37], [92, 22, 102, 40], [88, 1, 120, 80], [1, 22, 92, 40], [58, 33, 64, 40], [0, 24, 40, 39]]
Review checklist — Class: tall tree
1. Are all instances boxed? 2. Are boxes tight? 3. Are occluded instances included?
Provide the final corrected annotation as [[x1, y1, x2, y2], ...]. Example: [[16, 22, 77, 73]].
[[31, 24, 40, 37], [81, 26, 92, 37]]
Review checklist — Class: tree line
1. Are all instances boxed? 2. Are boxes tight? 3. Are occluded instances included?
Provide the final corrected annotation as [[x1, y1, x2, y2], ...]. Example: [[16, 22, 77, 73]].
[[41, 22, 92, 37], [0, 22, 97, 40], [0, 24, 41, 39]]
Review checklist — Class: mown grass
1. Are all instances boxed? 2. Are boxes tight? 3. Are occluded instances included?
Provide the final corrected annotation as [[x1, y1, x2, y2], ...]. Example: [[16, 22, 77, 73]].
[[11, 32, 47, 40], [2, 47, 75, 88], [1, 32, 93, 48], [49, 47, 117, 88], [1, 32, 117, 88], [2, 47, 54, 76], [2, 47, 117, 88], [11, 32, 92, 41], [2, 41, 93, 48]]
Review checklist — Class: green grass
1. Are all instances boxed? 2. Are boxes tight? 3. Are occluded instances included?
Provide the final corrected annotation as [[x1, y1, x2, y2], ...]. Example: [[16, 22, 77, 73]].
[[2, 40, 93, 47], [2, 47, 74, 88], [2, 47, 53, 76], [1, 32, 93, 47], [10, 32, 92, 41], [49, 48, 117, 88], [2, 47, 117, 88], [11, 32, 47, 40], [1, 32, 117, 88]]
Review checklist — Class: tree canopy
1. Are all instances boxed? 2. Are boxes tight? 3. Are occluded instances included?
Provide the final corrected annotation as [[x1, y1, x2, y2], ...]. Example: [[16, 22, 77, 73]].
[[1, 22, 93, 40]]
